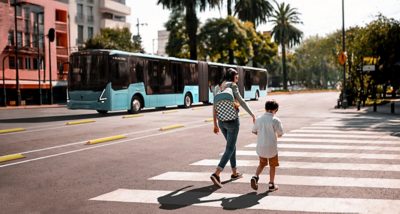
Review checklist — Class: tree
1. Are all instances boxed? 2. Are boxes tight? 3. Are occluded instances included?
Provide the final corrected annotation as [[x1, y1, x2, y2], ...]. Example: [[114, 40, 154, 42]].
[[270, 2, 303, 90], [164, 8, 190, 58], [84, 27, 143, 52], [157, 0, 220, 60], [234, 0, 273, 28]]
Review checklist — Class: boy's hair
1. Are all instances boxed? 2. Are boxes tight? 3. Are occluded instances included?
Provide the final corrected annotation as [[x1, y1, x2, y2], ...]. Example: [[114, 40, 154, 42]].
[[265, 100, 279, 111]]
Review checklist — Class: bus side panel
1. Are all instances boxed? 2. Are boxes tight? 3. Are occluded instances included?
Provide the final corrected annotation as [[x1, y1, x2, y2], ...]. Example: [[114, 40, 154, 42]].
[[110, 89, 128, 110], [127, 82, 146, 108], [244, 85, 260, 100], [157, 94, 176, 107], [175, 85, 199, 105]]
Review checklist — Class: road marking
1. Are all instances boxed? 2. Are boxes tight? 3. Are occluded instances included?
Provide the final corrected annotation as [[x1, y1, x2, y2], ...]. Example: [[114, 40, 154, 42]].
[[89, 188, 400, 213], [0, 128, 25, 134], [65, 119, 96, 125], [284, 133, 398, 140], [87, 135, 126, 145], [246, 143, 400, 152], [0, 123, 209, 168], [0, 154, 25, 163], [291, 129, 391, 135], [278, 138, 399, 145], [150, 171, 400, 189], [204, 118, 213, 122], [159, 124, 184, 131], [162, 110, 178, 114], [234, 150, 400, 160], [122, 114, 143, 119], [191, 159, 400, 172]]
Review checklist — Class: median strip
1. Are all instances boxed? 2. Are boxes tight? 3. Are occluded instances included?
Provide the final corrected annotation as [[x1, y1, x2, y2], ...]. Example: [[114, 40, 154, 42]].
[[159, 124, 184, 131], [0, 154, 25, 163], [86, 135, 126, 145], [66, 119, 96, 125], [0, 128, 26, 134], [162, 110, 178, 114], [204, 118, 213, 122], [123, 114, 144, 119]]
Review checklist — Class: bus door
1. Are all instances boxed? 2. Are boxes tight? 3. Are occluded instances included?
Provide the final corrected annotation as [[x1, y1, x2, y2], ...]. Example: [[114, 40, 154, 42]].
[[198, 61, 208, 103]]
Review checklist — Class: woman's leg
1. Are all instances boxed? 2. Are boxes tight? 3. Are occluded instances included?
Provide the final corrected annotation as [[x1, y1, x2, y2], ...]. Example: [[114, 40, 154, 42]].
[[216, 120, 239, 174]]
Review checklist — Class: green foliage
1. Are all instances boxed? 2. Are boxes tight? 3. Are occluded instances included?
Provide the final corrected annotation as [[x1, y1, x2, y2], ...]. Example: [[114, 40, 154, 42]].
[[164, 8, 190, 58], [198, 16, 277, 66], [84, 27, 143, 52], [234, 0, 273, 28]]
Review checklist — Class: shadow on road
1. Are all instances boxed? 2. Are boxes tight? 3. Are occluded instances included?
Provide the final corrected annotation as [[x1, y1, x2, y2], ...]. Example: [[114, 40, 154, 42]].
[[221, 191, 270, 210]]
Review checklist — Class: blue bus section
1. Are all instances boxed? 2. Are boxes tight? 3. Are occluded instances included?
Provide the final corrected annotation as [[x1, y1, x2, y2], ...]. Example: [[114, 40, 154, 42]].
[[67, 49, 268, 114]]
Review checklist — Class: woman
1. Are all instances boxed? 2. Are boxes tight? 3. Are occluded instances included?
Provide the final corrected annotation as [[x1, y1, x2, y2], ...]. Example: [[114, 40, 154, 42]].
[[211, 68, 256, 188]]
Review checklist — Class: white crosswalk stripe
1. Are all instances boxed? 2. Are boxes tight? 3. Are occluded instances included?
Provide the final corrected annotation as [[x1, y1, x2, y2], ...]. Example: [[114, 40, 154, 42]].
[[90, 118, 400, 213], [90, 188, 400, 213], [150, 171, 400, 189], [234, 150, 400, 160], [191, 159, 400, 172]]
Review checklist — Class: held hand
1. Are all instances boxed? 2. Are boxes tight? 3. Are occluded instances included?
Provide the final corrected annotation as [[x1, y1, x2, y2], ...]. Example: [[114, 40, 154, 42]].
[[213, 125, 219, 134], [252, 115, 256, 124]]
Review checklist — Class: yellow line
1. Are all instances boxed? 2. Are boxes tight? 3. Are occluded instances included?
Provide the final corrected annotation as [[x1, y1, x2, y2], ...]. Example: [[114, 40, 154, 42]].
[[66, 119, 96, 125], [162, 110, 178, 114], [0, 128, 26, 134], [123, 114, 144, 119], [0, 153, 25, 163], [86, 135, 126, 145], [159, 124, 184, 131], [239, 112, 246, 117], [204, 118, 213, 122]]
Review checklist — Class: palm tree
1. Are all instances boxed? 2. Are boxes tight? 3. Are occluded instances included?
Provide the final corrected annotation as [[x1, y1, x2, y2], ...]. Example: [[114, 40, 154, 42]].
[[270, 2, 303, 90], [157, 0, 221, 60], [234, 0, 273, 29]]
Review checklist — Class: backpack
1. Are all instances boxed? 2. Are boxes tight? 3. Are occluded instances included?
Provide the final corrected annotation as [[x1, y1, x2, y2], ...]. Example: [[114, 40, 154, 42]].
[[214, 87, 239, 121]]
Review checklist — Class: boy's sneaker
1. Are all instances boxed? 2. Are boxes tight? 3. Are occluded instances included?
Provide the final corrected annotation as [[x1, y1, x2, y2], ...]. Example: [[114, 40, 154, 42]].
[[268, 182, 279, 191], [210, 173, 223, 188], [250, 176, 259, 190], [231, 172, 243, 180]]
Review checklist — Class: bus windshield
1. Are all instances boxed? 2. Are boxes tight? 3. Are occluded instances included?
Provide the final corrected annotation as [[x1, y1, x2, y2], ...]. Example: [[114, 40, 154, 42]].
[[69, 53, 109, 91]]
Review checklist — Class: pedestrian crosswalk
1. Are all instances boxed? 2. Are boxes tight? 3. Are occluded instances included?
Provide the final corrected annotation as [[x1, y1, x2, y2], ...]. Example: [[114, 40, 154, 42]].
[[90, 117, 400, 213]]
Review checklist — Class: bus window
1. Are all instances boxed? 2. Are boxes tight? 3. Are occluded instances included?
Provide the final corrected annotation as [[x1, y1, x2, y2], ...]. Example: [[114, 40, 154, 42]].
[[171, 62, 184, 93], [244, 69, 252, 90], [129, 57, 144, 83], [147, 60, 160, 94], [183, 63, 198, 85], [159, 61, 174, 93], [208, 65, 224, 92], [259, 71, 267, 90], [110, 56, 129, 90]]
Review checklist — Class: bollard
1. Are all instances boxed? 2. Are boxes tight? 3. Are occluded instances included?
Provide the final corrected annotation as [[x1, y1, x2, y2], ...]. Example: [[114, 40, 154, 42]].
[[373, 101, 377, 112], [391, 102, 395, 114]]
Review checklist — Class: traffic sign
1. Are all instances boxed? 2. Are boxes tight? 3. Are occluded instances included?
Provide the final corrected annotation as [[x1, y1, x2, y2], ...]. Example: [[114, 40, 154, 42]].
[[362, 65, 375, 72], [338, 52, 347, 65]]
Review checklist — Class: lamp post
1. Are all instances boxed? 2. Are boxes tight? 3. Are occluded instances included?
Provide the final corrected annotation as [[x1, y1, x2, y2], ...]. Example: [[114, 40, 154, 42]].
[[341, 0, 347, 108], [136, 18, 147, 37], [2, 55, 9, 106], [13, 0, 21, 106], [47, 28, 55, 104]]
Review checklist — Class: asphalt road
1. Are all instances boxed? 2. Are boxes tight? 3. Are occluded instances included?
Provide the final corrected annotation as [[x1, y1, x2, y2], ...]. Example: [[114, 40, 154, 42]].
[[1, 91, 400, 214]]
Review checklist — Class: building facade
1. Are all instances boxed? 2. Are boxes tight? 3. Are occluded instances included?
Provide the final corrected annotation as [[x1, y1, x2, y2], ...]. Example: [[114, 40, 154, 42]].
[[0, 0, 131, 106], [0, 0, 69, 105], [68, 0, 131, 52]]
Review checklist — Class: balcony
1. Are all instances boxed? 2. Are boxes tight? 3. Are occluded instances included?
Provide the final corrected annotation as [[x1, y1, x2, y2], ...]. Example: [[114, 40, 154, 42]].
[[55, 22, 67, 32], [101, 18, 130, 29], [56, 47, 68, 57], [99, 0, 130, 16]]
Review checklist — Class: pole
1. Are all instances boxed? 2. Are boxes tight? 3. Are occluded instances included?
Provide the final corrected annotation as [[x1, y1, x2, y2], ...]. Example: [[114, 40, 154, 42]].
[[36, 12, 42, 105], [341, 0, 347, 108], [48, 36, 53, 104], [13, 0, 21, 106], [2, 55, 8, 107]]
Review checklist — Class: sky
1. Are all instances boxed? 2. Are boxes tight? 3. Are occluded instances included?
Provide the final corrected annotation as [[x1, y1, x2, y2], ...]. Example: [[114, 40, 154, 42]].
[[127, 0, 400, 54]]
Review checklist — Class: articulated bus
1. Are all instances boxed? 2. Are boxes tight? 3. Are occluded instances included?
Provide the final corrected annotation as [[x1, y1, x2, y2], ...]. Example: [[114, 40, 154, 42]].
[[67, 49, 268, 114]]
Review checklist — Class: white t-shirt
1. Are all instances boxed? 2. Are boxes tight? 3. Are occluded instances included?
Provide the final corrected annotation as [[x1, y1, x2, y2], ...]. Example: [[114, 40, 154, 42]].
[[252, 112, 283, 158]]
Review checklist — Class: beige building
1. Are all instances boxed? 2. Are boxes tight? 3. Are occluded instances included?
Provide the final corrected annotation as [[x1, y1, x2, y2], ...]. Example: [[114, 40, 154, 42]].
[[68, 0, 131, 52], [157, 30, 169, 56]]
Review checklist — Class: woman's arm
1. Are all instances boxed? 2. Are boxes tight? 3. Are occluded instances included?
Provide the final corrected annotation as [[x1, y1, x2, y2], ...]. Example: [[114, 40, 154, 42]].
[[231, 84, 255, 120]]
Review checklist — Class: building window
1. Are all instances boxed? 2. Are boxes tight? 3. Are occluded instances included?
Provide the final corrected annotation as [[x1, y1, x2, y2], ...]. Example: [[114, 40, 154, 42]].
[[77, 3, 84, 22], [88, 27, 93, 39], [78, 25, 84, 44], [17, 31, 23, 47], [87, 6, 93, 23], [9, 57, 16, 69], [25, 33, 30, 48], [24, 7, 30, 20], [25, 19, 30, 32], [18, 57, 23, 69], [8, 31, 14, 46], [25, 58, 31, 70], [33, 58, 38, 69], [16, 5, 22, 17]]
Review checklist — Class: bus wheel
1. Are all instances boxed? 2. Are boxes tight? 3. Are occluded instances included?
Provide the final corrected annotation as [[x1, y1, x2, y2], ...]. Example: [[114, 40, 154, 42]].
[[184, 93, 192, 108], [97, 110, 108, 114], [129, 95, 142, 114], [254, 91, 260, 101]]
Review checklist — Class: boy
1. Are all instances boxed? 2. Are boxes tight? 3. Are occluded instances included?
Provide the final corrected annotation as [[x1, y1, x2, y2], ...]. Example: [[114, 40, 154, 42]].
[[251, 100, 283, 191]]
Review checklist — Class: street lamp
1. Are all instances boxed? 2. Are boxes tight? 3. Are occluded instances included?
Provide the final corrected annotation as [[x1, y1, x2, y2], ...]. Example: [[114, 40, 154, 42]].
[[136, 18, 147, 37], [12, 0, 21, 106]]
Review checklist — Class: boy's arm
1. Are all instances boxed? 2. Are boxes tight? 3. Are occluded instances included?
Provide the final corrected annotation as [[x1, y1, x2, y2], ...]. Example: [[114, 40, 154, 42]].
[[274, 118, 284, 137]]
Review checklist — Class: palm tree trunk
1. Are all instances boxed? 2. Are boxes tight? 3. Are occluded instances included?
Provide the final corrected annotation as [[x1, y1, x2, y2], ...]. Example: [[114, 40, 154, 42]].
[[186, 3, 198, 60], [227, 0, 234, 64], [281, 43, 288, 90]]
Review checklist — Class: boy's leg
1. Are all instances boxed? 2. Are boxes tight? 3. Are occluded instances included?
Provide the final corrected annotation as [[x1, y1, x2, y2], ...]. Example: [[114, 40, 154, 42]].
[[269, 166, 276, 183], [256, 157, 268, 176], [268, 155, 279, 191]]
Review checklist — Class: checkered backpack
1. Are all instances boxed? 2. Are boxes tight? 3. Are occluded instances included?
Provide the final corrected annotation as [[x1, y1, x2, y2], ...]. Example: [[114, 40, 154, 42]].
[[214, 87, 239, 121]]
